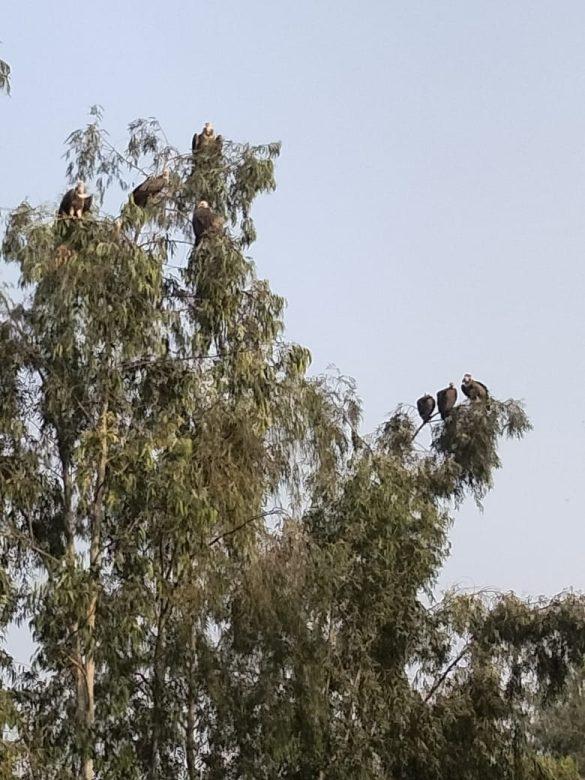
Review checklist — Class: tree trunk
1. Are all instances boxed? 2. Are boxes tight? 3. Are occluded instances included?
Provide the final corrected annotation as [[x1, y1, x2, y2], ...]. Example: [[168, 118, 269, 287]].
[[82, 400, 108, 780], [185, 626, 198, 780], [148, 540, 179, 779], [148, 538, 174, 780], [148, 607, 167, 780], [62, 452, 90, 776]]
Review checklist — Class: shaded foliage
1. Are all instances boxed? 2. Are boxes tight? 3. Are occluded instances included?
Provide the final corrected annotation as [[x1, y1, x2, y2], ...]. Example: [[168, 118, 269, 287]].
[[533, 662, 585, 775]]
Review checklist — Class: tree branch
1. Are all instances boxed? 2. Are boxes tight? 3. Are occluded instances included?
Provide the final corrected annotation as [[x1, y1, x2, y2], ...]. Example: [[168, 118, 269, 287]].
[[424, 642, 472, 704], [208, 508, 288, 547]]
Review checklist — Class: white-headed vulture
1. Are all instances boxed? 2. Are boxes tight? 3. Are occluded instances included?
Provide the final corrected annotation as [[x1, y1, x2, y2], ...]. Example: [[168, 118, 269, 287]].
[[461, 373, 489, 401], [58, 182, 92, 218], [192, 200, 224, 247]]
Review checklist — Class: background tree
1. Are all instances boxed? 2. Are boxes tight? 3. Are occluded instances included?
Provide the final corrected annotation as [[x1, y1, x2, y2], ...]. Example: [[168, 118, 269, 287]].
[[0, 51, 10, 94], [0, 108, 583, 779]]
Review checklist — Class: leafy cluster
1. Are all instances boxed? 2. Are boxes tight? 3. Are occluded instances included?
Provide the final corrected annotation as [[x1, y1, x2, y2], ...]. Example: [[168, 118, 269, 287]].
[[0, 55, 9, 95], [532, 661, 585, 775]]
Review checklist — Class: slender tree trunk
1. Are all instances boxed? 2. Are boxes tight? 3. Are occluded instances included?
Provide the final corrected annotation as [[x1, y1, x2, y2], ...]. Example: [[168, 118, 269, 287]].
[[82, 400, 108, 780], [148, 541, 178, 779], [185, 689, 197, 780], [148, 603, 167, 780], [62, 451, 89, 773], [185, 626, 198, 780]]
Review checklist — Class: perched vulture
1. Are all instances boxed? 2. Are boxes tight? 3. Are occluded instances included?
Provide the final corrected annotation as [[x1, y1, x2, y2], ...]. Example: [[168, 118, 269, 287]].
[[192, 201, 224, 246], [417, 394, 436, 423], [58, 182, 92, 218], [436, 383, 457, 420], [192, 122, 223, 159], [461, 373, 489, 401], [131, 168, 170, 208]]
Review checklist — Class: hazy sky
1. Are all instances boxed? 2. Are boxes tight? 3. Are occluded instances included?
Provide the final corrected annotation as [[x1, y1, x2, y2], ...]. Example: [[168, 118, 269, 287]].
[[2, 1, 585, 653]]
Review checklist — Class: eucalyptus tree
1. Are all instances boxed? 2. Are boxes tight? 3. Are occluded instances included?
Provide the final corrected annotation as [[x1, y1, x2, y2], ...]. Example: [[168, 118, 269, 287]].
[[207, 404, 585, 779], [0, 107, 583, 780], [0, 108, 353, 778]]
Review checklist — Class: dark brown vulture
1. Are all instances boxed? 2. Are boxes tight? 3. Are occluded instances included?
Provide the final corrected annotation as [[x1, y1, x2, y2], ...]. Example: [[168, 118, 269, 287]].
[[131, 168, 170, 208], [58, 182, 92, 218], [437, 383, 457, 420], [417, 394, 436, 423], [461, 373, 489, 401], [192, 122, 223, 167], [192, 201, 224, 246]]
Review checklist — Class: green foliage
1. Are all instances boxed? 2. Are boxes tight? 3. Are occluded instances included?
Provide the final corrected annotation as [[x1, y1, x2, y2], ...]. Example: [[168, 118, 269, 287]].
[[535, 756, 581, 780], [0, 107, 580, 779], [433, 398, 531, 504], [0, 57, 10, 95], [533, 663, 585, 775]]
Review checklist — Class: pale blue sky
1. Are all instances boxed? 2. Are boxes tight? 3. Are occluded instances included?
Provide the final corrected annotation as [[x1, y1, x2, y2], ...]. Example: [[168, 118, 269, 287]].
[[2, 0, 584, 624]]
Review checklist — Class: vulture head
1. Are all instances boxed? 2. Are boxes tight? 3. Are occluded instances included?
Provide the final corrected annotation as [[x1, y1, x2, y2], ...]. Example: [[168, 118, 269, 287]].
[[75, 181, 90, 198], [203, 122, 214, 137], [462, 374, 472, 386], [197, 200, 209, 209], [162, 167, 170, 182]]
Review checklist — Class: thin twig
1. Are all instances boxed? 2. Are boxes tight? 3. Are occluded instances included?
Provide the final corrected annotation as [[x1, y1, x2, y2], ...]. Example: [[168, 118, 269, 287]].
[[208, 508, 288, 547], [423, 642, 471, 703], [1, 527, 61, 566], [411, 411, 442, 442]]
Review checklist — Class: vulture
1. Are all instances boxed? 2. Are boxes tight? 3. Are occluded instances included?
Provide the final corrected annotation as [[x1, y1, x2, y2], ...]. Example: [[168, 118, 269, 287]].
[[192, 122, 223, 159], [437, 383, 457, 420], [192, 201, 224, 246], [131, 168, 170, 208], [417, 394, 436, 423], [461, 373, 489, 401], [58, 182, 92, 218]]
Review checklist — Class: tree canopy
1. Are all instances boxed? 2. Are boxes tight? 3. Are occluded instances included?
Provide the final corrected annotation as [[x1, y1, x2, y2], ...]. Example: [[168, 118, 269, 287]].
[[0, 109, 583, 779]]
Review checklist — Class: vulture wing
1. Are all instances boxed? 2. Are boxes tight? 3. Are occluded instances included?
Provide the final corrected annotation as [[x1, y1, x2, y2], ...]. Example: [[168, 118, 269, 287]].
[[475, 380, 489, 397], [132, 184, 148, 208], [145, 175, 165, 194], [132, 175, 166, 208], [462, 379, 489, 400], [193, 207, 212, 243], [436, 390, 446, 419], [193, 206, 224, 246], [82, 195, 93, 214], [437, 387, 457, 419], [58, 189, 74, 216], [417, 395, 435, 422]]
